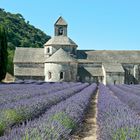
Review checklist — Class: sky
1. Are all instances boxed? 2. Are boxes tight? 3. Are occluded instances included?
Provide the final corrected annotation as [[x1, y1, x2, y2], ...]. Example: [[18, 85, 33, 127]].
[[0, 0, 140, 50]]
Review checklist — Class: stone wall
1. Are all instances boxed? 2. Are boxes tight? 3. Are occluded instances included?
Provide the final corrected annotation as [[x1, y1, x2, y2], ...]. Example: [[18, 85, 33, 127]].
[[44, 62, 77, 82], [77, 64, 103, 84], [15, 63, 44, 68], [102, 65, 106, 85], [14, 63, 44, 77], [106, 72, 124, 85], [123, 64, 140, 84], [44, 45, 77, 57], [15, 76, 44, 81]]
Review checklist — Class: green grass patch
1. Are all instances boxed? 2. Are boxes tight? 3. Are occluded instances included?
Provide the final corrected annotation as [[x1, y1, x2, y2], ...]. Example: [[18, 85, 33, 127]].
[[0, 109, 24, 136], [0, 120, 6, 136], [112, 127, 140, 140], [3, 109, 23, 123], [50, 112, 76, 129]]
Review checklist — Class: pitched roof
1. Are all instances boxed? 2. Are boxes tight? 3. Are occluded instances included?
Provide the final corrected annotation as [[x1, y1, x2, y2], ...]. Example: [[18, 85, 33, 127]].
[[84, 50, 140, 63], [103, 63, 124, 73], [44, 36, 77, 47], [78, 67, 103, 77], [84, 67, 103, 76], [14, 47, 44, 63], [45, 48, 77, 63], [55, 16, 67, 26]]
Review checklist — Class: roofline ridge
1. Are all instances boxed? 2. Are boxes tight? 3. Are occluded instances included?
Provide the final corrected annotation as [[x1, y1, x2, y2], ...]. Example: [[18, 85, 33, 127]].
[[54, 16, 68, 26]]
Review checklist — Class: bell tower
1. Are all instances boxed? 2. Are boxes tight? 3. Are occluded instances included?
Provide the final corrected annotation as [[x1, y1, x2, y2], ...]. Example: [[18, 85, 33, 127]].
[[54, 16, 68, 36]]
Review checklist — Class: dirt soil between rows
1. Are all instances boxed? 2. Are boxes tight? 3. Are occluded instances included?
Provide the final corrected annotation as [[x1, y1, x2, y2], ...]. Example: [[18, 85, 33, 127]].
[[70, 90, 98, 140]]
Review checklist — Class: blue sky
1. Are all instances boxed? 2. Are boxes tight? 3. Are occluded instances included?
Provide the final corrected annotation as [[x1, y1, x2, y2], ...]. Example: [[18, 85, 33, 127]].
[[0, 0, 140, 50]]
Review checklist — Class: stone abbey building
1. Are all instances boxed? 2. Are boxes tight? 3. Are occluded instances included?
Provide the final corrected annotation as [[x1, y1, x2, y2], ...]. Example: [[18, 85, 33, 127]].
[[14, 17, 140, 84]]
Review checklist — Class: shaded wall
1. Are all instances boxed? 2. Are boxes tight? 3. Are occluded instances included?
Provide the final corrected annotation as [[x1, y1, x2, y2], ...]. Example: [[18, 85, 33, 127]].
[[106, 72, 124, 85]]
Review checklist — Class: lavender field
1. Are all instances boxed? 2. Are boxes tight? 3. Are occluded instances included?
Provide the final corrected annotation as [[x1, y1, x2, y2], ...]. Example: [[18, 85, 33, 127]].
[[97, 84, 140, 140], [0, 81, 140, 140]]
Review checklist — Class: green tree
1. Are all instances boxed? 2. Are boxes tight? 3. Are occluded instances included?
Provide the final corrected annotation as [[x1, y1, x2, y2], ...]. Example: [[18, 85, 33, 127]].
[[0, 9, 51, 75], [0, 26, 8, 81]]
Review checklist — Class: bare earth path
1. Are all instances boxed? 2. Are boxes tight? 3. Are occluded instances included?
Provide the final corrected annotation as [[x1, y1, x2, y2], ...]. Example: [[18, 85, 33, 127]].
[[70, 90, 98, 140]]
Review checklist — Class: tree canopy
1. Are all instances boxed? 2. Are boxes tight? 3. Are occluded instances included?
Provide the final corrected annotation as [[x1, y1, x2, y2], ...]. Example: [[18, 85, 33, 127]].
[[0, 25, 8, 81], [0, 8, 51, 50], [0, 8, 51, 75]]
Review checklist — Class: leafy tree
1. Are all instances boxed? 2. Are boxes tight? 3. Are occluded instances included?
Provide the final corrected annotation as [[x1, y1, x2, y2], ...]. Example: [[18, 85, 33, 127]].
[[0, 9, 51, 75], [0, 26, 8, 81], [0, 9, 50, 50], [7, 49, 14, 75]]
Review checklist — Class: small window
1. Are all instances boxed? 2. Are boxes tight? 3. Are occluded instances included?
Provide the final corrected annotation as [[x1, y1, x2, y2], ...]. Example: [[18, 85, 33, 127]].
[[60, 72, 64, 79], [58, 27, 63, 35], [72, 48, 75, 54], [128, 69, 131, 75], [47, 47, 50, 53], [48, 72, 52, 79]]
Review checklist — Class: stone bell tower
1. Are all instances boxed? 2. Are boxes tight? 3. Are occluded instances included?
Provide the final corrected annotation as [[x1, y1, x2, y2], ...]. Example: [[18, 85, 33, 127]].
[[54, 16, 68, 36]]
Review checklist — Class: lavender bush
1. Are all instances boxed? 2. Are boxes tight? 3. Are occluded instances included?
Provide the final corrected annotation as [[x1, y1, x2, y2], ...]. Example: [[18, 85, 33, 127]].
[[0, 84, 97, 140], [0, 82, 81, 106], [97, 83, 140, 140], [115, 84, 140, 96], [0, 82, 88, 136], [108, 84, 140, 115]]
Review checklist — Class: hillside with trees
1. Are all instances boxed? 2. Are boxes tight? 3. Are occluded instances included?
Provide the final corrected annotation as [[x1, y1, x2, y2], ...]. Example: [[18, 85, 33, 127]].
[[0, 8, 51, 75]]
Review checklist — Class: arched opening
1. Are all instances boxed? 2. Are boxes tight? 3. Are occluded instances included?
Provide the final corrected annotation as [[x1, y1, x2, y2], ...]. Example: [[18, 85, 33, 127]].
[[60, 72, 64, 80], [58, 27, 63, 35], [48, 72, 52, 79], [72, 47, 75, 55], [47, 47, 50, 53]]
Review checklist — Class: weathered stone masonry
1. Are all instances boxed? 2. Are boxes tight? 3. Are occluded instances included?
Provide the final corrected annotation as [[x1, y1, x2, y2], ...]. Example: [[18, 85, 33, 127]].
[[14, 17, 140, 84]]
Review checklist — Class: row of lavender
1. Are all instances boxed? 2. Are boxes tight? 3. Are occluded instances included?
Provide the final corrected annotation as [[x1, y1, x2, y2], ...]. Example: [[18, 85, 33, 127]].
[[0, 82, 88, 136], [0, 82, 82, 106], [97, 84, 140, 140], [0, 82, 97, 139], [108, 84, 140, 116], [2, 81, 140, 140]]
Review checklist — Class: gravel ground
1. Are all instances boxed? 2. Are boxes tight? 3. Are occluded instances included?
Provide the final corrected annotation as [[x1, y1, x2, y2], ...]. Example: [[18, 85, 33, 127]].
[[70, 91, 98, 140]]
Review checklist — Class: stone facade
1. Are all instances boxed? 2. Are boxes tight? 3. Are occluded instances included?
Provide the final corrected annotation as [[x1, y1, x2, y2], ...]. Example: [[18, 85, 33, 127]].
[[44, 63, 77, 82], [13, 16, 140, 84]]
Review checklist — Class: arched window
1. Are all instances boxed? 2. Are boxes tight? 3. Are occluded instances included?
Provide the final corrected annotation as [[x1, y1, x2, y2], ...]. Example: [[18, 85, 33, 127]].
[[72, 48, 75, 55], [60, 72, 64, 79], [47, 47, 50, 53], [48, 72, 52, 79], [58, 27, 63, 35]]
